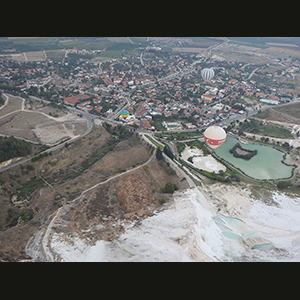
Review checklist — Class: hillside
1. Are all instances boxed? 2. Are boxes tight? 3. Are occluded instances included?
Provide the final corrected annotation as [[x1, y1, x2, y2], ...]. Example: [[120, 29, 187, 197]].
[[0, 123, 187, 261]]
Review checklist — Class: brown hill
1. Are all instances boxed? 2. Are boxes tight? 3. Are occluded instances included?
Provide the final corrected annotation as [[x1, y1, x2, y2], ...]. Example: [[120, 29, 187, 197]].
[[0, 124, 187, 261]]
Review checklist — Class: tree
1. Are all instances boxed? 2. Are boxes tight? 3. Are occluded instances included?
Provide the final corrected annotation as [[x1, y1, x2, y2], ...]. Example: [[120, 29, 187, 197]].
[[156, 147, 163, 161], [163, 145, 174, 160], [162, 182, 175, 194]]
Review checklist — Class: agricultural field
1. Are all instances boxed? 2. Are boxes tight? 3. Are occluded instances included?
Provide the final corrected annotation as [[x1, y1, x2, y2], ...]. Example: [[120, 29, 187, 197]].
[[99, 50, 123, 58], [59, 40, 87, 49], [267, 46, 300, 58], [25, 51, 47, 61], [45, 50, 66, 61], [172, 47, 207, 53]]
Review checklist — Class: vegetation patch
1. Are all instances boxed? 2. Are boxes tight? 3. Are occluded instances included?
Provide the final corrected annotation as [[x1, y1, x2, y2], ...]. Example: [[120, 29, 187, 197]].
[[233, 118, 293, 139], [160, 181, 178, 194], [18, 178, 45, 199], [0, 136, 32, 163], [157, 198, 165, 204], [229, 143, 258, 160], [277, 180, 293, 189], [145, 135, 164, 150]]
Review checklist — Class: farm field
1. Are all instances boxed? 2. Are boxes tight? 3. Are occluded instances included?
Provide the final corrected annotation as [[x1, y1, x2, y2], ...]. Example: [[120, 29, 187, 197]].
[[172, 47, 207, 53], [24, 51, 46, 61], [99, 50, 123, 58], [45, 50, 66, 61], [267, 46, 300, 58]]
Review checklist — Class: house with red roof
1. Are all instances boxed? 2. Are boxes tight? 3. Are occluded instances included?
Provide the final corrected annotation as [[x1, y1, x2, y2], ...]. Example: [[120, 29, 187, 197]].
[[63, 94, 90, 106], [229, 79, 238, 84]]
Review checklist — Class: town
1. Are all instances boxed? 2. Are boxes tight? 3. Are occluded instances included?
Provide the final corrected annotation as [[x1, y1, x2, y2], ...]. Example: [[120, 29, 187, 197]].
[[3, 37, 300, 262], [1, 39, 300, 134]]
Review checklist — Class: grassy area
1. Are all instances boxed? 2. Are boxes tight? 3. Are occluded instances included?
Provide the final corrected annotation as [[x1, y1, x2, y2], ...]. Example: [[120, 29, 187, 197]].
[[152, 119, 166, 131], [238, 118, 293, 139], [144, 135, 164, 150], [99, 50, 123, 58], [274, 103, 300, 120], [18, 178, 45, 199], [258, 123, 293, 139]]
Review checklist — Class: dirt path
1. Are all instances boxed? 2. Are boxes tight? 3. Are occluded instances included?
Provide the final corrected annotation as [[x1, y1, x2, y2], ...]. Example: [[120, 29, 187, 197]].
[[37, 149, 156, 261], [0, 93, 9, 109]]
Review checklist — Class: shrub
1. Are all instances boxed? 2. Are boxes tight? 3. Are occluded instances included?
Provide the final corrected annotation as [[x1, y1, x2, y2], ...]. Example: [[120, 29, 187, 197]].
[[188, 156, 193, 163], [26, 164, 34, 171], [277, 180, 293, 189], [157, 198, 165, 205], [161, 182, 175, 194]]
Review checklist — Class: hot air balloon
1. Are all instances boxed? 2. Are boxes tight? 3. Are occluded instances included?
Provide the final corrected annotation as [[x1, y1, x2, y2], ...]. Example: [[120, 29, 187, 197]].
[[120, 110, 129, 120], [201, 68, 215, 81], [204, 126, 226, 152]]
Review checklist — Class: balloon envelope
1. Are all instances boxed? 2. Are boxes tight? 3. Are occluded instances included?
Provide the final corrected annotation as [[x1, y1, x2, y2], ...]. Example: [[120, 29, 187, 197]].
[[204, 126, 226, 152], [201, 68, 215, 81], [120, 110, 129, 119]]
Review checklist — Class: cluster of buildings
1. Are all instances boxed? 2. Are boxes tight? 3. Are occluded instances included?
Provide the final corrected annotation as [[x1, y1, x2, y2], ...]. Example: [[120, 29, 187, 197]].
[[0, 47, 299, 132]]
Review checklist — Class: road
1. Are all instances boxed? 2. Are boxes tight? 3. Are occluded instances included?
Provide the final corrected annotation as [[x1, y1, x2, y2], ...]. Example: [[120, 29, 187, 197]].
[[219, 98, 300, 127], [107, 96, 132, 120], [3, 87, 300, 174], [247, 67, 260, 80]]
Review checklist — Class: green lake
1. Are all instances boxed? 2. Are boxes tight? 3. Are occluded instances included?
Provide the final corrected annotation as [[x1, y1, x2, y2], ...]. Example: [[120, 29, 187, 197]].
[[214, 135, 294, 180]]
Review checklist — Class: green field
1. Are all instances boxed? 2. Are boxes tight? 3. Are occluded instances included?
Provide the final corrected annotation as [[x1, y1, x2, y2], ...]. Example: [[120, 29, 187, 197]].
[[240, 118, 294, 139], [144, 135, 164, 150], [99, 50, 123, 58]]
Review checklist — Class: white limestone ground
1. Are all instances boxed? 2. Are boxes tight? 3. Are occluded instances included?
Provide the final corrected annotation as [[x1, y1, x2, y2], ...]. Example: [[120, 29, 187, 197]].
[[181, 146, 226, 173], [49, 184, 300, 262]]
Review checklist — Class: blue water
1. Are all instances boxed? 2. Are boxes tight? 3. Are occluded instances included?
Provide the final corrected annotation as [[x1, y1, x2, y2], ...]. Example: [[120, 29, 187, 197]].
[[222, 232, 242, 239], [215, 136, 294, 180], [220, 215, 244, 224], [252, 243, 272, 250], [243, 232, 257, 238]]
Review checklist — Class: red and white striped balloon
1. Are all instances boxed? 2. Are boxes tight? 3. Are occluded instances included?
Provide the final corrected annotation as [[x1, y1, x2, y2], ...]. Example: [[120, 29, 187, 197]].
[[204, 126, 226, 152]]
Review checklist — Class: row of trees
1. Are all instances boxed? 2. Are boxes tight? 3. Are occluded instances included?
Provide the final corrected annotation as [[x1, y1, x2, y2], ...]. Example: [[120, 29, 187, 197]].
[[0, 91, 5, 106]]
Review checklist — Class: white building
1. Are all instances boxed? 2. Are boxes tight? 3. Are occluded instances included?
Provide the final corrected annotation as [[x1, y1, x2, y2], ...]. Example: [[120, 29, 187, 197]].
[[162, 121, 181, 131]]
